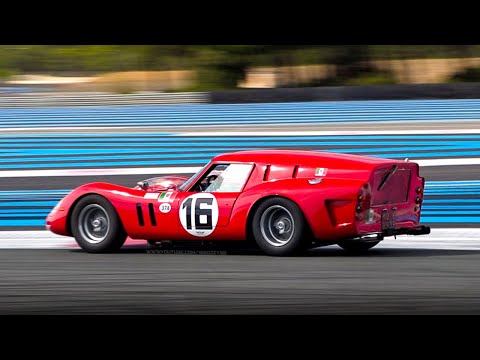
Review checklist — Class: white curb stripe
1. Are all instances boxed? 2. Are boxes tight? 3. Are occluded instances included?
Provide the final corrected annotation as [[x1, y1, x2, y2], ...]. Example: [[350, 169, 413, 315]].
[[0, 157, 479, 178], [176, 129, 480, 136], [0, 228, 479, 250], [416, 158, 480, 166]]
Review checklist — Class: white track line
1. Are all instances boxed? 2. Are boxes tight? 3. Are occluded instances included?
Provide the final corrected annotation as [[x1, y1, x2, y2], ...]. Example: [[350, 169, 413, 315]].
[[0, 231, 76, 249], [176, 129, 480, 136], [416, 158, 480, 166], [3, 127, 480, 134], [377, 228, 480, 250], [0, 157, 478, 178], [0, 126, 138, 132], [0, 228, 479, 250]]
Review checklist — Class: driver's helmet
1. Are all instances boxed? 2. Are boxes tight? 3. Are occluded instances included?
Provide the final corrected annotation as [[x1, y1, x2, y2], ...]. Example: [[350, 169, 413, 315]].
[[205, 174, 224, 192]]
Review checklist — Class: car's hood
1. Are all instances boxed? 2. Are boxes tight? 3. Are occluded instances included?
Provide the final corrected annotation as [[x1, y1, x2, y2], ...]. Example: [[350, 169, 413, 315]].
[[133, 175, 190, 192]]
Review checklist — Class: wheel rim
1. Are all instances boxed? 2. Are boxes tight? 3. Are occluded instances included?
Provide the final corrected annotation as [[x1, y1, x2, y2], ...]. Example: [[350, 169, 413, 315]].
[[78, 204, 110, 244], [259, 205, 295, 247]]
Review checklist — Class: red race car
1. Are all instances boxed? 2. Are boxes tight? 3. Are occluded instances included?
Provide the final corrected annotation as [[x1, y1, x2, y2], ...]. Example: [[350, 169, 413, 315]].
[[46, 150, 430, 256]]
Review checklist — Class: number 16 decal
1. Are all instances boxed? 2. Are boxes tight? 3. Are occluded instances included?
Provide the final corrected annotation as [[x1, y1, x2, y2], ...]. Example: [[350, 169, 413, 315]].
[[180, 193, 219, 237]]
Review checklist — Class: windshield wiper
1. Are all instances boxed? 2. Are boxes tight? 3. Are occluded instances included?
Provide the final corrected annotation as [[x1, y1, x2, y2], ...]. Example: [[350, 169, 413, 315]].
[[377, 165, 398, 191]]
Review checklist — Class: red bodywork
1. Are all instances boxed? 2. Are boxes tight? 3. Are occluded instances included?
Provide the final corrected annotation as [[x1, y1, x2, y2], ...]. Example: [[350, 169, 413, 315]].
[[46, 150, 429, 244]]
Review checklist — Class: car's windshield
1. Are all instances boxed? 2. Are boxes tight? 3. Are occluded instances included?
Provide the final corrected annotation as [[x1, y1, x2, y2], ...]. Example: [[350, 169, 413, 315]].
[[178, 164, 209, 191]]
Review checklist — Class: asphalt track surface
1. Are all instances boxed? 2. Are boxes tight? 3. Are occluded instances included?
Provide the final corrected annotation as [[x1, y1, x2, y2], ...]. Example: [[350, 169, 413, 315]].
[[2, 247, 480, 314], [1, 106, 480, 314], [1, 167, 480, 314]]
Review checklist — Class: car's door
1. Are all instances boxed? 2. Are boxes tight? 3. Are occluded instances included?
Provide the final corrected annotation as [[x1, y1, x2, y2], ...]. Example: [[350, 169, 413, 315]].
[[170, 163, 255, 240], [172, 191, 238, 239]]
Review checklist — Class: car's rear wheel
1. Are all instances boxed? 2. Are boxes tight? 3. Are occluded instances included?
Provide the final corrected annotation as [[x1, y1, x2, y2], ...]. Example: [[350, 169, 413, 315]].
[[252, 197, 307, 256], [337, 240, 380, 252], [71, 195, 127, 253]]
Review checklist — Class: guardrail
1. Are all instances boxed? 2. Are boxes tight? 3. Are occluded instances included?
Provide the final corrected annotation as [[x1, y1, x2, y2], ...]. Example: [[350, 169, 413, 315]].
[[0, 92, 209, 107], [211, 83, 480, 103], [3, 82, 480, 108]]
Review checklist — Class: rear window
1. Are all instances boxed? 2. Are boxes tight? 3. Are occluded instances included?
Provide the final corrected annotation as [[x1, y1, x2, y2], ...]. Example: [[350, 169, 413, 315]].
[[371, 168, 411, 205]]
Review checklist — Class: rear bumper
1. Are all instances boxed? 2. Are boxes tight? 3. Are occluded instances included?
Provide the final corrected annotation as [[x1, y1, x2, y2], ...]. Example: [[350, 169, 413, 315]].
[[381, 225, 430, 238], [356, 225, 431, 242]]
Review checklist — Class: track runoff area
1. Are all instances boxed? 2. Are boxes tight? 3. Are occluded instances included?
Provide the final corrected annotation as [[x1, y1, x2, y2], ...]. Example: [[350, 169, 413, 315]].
[[0, 126, 479, 251]]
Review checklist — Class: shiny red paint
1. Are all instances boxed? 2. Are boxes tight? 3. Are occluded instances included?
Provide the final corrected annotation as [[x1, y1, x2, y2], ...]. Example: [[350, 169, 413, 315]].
[[46, 150, 428, 244]]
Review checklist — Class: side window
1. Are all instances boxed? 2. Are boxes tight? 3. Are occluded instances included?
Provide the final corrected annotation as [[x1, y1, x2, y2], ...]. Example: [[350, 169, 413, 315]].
[[192, 163, 253, 193]]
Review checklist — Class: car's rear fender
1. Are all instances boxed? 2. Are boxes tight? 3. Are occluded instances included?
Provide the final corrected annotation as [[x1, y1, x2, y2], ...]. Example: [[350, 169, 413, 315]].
[[237, 178, 365, 242]]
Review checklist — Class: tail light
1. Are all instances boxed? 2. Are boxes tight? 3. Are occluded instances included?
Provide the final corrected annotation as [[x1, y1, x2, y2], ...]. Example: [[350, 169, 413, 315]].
[[416, 186, 423, 195], [414, 178, 425, 212], [356, 183, 372, 221]]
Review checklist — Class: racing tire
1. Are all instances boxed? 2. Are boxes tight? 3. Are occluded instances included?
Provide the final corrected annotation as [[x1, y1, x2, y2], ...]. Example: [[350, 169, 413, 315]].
[[337, 240, 380, 252], [71, 194, 127, 253], [252, 197, 308, 256]]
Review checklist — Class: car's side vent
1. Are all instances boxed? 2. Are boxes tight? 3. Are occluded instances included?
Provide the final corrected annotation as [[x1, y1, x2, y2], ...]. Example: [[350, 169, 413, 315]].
[[148, 203, 156, 226], [292, 165, 299, 178], [263, 165, 271, 181], [136, 203, 144, 226]]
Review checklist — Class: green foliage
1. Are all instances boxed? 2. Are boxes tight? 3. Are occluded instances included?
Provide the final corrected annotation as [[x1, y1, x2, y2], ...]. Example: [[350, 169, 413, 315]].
[[2, 45, 480, 74], [368, 45, 480, 60], [345, 71, 397, 86], [289, 70, 397, 88], [0, 68, 16, 80], [450, 67, 480, 82], [0, 45, 479, 90]]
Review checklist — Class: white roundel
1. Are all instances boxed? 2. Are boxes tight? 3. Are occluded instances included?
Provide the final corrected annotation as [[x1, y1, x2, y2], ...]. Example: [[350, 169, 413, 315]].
[[159, 203, 171, 213], [179, 193, 219, 237]]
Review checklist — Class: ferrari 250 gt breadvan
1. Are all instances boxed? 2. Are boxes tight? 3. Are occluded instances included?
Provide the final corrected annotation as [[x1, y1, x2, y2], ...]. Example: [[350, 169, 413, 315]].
[[46, 150, 430, 256]]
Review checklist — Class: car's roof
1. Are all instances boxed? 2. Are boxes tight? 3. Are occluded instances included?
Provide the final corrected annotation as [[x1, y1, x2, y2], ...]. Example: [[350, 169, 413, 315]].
[[212, 149, 392, 166]]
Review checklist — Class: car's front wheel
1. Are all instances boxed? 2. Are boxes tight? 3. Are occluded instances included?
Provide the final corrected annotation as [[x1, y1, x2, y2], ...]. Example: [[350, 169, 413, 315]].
[[252, 197, 308, 256], [71, 194, 127, 253]]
